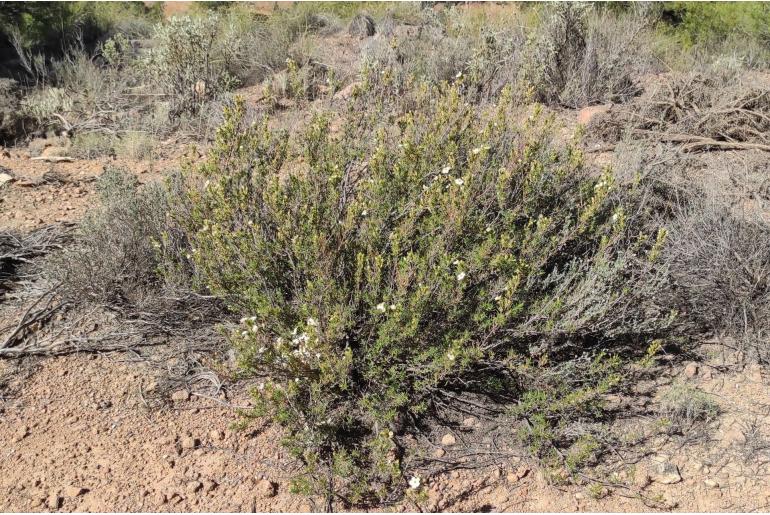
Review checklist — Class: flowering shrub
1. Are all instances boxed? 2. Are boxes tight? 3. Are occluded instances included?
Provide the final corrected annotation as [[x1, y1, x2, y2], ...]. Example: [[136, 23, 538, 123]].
[[175, 81, 672, 505]]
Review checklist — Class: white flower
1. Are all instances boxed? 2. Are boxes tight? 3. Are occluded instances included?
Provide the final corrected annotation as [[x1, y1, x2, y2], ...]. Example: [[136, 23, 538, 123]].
[[408, 476, 421, 489], [454, 178, 464, 186], [611, 213, 619, 222], [453, 259, 460, 265], [485, 226, 492, 233], [389, 304, 397, 311], [361, 210, 368, 216], [471, 147, 482, 155], [441, 165, 451, 175], [447, 352, 455, 361], [456, 271, 466, 281], [258, 382, 265, 391], [241, 331, 248, 337], [376, 302, 387, 312], [455, 71, 463, 79], [307, 317, 318, 327], [294, 377, 300, 383]]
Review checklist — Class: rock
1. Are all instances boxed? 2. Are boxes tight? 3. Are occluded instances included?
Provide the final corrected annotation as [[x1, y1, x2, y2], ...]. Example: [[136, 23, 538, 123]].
[[155, 492, 168, 504], [255, 479, 277, 498], [433, 448, 446, 458], [47, 494, 62, 510], [440, 433, 457, 446], [180, 436, 199, 449], [703, 479, 719, 489], [209, 429, 224, 442], [334, 82, 360, 100], [652, 462, 681, 484], [684, 363, 699, 378], [186, 481, 202, 494], [577, 104, 610, 126], [348, 13, 376, 37], [171, 390, 191, 402], [0, 172, 14, 186], [507, 465, 530, 484], [462, 417, 478, 428], [721, 424, 747, 447], [63, 485, 88, 497]]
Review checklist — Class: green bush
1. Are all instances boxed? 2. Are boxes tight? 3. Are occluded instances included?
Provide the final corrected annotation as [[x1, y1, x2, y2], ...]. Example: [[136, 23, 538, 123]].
[[172, 77, 673, 505]]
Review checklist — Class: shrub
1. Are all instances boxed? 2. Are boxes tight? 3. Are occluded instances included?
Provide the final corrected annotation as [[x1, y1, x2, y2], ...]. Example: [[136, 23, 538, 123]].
[[48, 167, 170, 306], [142, 15, 240, 118], [658, 383, 719, 427], [174, 81, 672, 505], [0, 78, 31, 145], [664, 198, 770, 362], [518, 3, 651, 107]]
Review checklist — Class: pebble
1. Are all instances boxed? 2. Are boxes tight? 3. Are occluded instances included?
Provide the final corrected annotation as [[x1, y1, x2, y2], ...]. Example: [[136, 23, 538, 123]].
[[186, 481, 202, 494], [652, 461, 682, 484], [462, 417, 478, 428], [255, 479, 277, 498], [684, 363, 699, 378], [703, 479, 719, 489], [433, 448, 446, 458], [47, 494, 62, 510], [440, 433, 457, 446], [209, 429, 224, 442], [63, 485, 88, 497], [180, 437, 199, 450], [171, 390, 191, 402]]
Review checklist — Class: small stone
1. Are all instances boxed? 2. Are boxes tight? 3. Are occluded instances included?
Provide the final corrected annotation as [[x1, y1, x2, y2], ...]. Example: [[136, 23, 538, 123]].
[[171, 390, 191, 402], [47, 494, 62, 510], [462, 417, 478, 428], [186, 481, 202, 494], [255, 479, 277, 498], [155, 492, 167, 504], [652, 462, 681, 484], [440, 433, 457, 446], [180, 437, 199, 449], [0, 172, 14, 185], [63, 485, 88, 497], [684, 363, 698, 378], [703, 479, 719, 489], [209, 429, 224, 442], [433, 448, 446, 458]]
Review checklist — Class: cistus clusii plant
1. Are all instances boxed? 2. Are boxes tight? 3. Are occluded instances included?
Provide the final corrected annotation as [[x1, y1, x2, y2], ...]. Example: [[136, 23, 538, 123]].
[[172, 80, 673, 506]]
